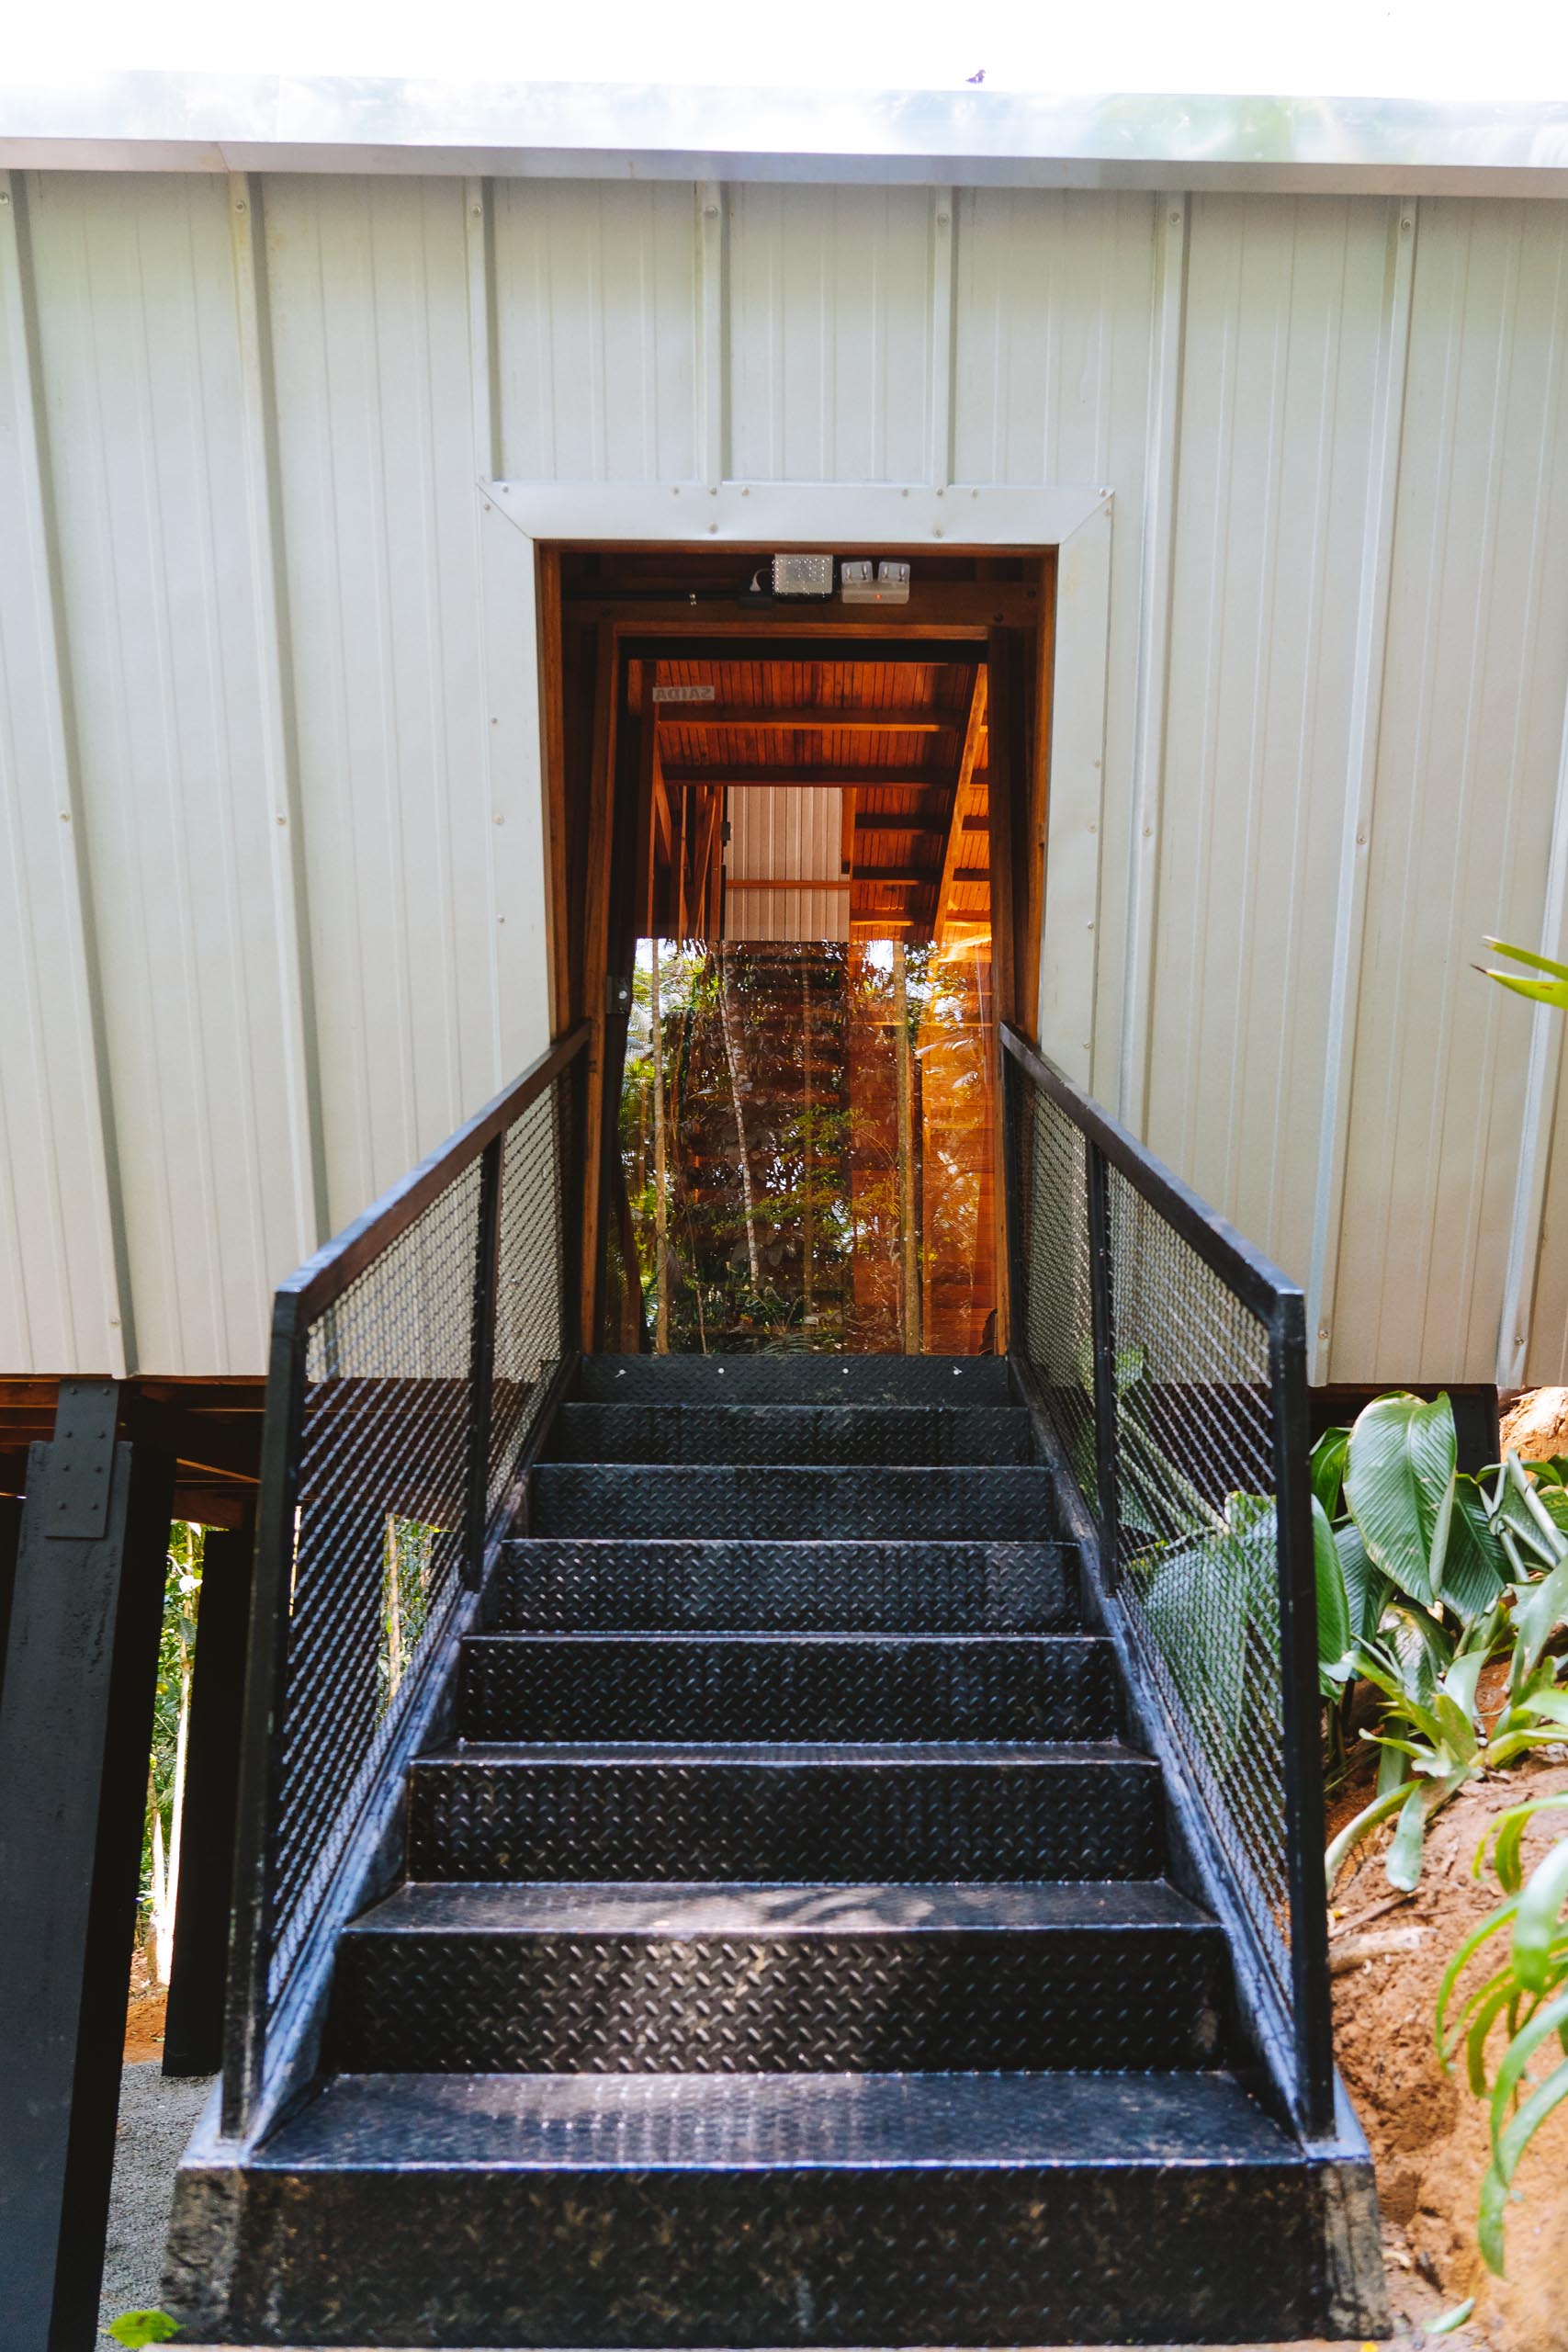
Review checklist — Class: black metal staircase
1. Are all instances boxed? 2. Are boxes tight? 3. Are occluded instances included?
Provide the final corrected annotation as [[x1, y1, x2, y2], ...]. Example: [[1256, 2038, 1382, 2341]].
[[164, 1029, 1388, 2346]]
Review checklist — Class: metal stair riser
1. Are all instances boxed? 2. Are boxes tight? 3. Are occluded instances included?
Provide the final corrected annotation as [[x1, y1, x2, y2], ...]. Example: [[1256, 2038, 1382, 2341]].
[[530, 1464, 1059, 1541], [327, 1925, 1229, 2073], [407, 1756, 1164, 1882], [458, 1635, 1118, 1743], [491, 1539, 1079, 1633], [197, 2166, 1322, 2346], [577, 1354, 1015, 1407], [547, 1404, 1036, 1466]]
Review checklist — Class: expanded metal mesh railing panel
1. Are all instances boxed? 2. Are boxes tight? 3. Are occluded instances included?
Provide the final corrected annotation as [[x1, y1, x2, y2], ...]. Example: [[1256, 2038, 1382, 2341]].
[[228, 1029, 587, 2132], [1104, 1170, 1290, 1988], [487, 1088, 568, 1530], [271, 1164, 481, 1997], [1003, 1030, 1328, 2124], [1016, 1085, 1097, 1511]]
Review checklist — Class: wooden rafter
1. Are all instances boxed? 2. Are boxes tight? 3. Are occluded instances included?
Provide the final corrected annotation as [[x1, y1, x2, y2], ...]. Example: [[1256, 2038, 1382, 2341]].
[[664, 763, 940, 789], [656, 704, 953, 733], [933, 668, 990, 949]]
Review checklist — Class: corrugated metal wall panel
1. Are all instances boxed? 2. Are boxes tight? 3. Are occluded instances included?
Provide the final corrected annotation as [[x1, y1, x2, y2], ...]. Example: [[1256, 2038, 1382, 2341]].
[[10, 168, 1568, 1386], [493, 180, 700, 482], [1147, 196, 1395, 1280], [724, 785, 849, 943], [22, 172, 319, 1374], [264, 175, 525, 1235], [1333, 199, 1568, 1382], [0, 179, 125, 1374], [728, 186, 935, 483], [951, 188, 1157, 1094]]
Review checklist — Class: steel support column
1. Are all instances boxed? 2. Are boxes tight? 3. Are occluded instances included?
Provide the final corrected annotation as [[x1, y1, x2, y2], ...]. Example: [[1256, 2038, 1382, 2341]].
[[0, 1381, 175, 2352]]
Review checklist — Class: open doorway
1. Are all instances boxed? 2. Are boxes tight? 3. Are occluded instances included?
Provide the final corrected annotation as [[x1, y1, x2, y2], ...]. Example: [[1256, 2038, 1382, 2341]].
[[540, 548, 1053, 1356]]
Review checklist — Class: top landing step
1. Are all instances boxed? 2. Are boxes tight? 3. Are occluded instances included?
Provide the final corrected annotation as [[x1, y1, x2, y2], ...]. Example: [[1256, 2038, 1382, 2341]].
[[578, 1354, 1014, 1407]]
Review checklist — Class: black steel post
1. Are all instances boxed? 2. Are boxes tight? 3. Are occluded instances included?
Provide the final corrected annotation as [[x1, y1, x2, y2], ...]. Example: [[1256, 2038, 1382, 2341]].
[[466, 1135, 505, 1589], [1270, 1296, 1337, 2137], [221, 1314, 307, 2138], [0, 1490, 21, 1713], [162, 1510, 256, 2078], [1000, 1052, 1030, 1363], [0, 1383, 175, 2352], [1086, 1140, 1121, 1577], [561, 1057, 588, 1357]]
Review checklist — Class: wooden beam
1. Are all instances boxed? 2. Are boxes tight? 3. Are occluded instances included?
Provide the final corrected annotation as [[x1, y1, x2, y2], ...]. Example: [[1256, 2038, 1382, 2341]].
[[934, 668, 990, 948], [852, 866, 942, 887], [563, 583, 1042, 630], [579, 624, 620, 1348], [655, 705, 953, 733], [665, 763, 942, 788], [725, 877, 853, 892], [855, 814, 946, 835], [537, 549, 572, 1033]]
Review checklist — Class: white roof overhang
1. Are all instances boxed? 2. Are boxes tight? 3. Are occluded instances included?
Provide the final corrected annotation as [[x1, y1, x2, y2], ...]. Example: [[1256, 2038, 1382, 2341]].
[[6, 75, 1568, 193]]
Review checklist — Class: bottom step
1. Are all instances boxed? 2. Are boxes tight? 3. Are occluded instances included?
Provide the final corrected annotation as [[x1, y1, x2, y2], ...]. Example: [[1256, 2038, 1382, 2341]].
[[167, 2071, 1383, 2346]]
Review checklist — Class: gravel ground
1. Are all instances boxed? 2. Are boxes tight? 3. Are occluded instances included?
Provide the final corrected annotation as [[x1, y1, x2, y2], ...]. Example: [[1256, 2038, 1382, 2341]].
[[97, 2062, 214, 2342]]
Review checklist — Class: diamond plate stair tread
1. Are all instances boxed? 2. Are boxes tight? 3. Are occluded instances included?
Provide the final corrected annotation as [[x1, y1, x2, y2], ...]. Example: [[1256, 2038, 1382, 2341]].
[[547, 1404, 1035, 1465], [329, 1876, 1230, 2074], [578, 1354, 1014, 1405], [407, 1744, 1164, 1882], [458, 1632, 1117, 1742], [349, 1878, 1213, 1934], [492, 1537, 1078, 1631], [254, 2068, 1301, 2171], [530, 1464, 1059, 1540]]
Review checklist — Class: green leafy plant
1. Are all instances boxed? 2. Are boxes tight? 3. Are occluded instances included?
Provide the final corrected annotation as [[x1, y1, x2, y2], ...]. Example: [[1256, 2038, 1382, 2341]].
[[1314, 1396, 1568, 1891], [1437, 1792, 1568, 2273], [1326, 1636, 1568, 1893], [107, 2312, 177, 2349]]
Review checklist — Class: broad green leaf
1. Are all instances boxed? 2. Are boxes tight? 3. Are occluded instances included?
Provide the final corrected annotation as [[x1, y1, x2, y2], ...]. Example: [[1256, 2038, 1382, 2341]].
[[1345, 1392, 1456, 1602], [1443, 1476, 1508, 1622], [1335, 1517, 1391, 1645], [1512, 1840, 1568, 1995], [1311, 1426, 1351, 1518], [1385, 1602, 1455, 1709], [1312, 1496, 1351, 1669]]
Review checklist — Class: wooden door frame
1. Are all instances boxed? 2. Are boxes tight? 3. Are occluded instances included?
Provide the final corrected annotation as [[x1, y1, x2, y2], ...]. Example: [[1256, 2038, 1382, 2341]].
[[502, 491, 1114, 1344]]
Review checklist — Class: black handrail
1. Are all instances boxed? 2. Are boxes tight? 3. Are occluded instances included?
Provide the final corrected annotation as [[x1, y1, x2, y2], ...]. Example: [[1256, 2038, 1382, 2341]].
[[222, 1023, 591, 2135], [1000, 1022, 1334, 2136]]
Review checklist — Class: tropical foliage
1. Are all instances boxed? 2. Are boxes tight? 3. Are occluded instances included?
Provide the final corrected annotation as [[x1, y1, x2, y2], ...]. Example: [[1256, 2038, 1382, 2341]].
[[141, 1522, 203, 1984], [1438, 1791, 1568, 2273], [1315, 1396, 1568, 1893]]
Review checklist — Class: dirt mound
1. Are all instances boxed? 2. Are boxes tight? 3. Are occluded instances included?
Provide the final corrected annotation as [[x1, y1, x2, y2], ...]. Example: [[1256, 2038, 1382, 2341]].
[[1499, 1388, 1568, 1460], [1331, 1760, 1568, 2348]]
